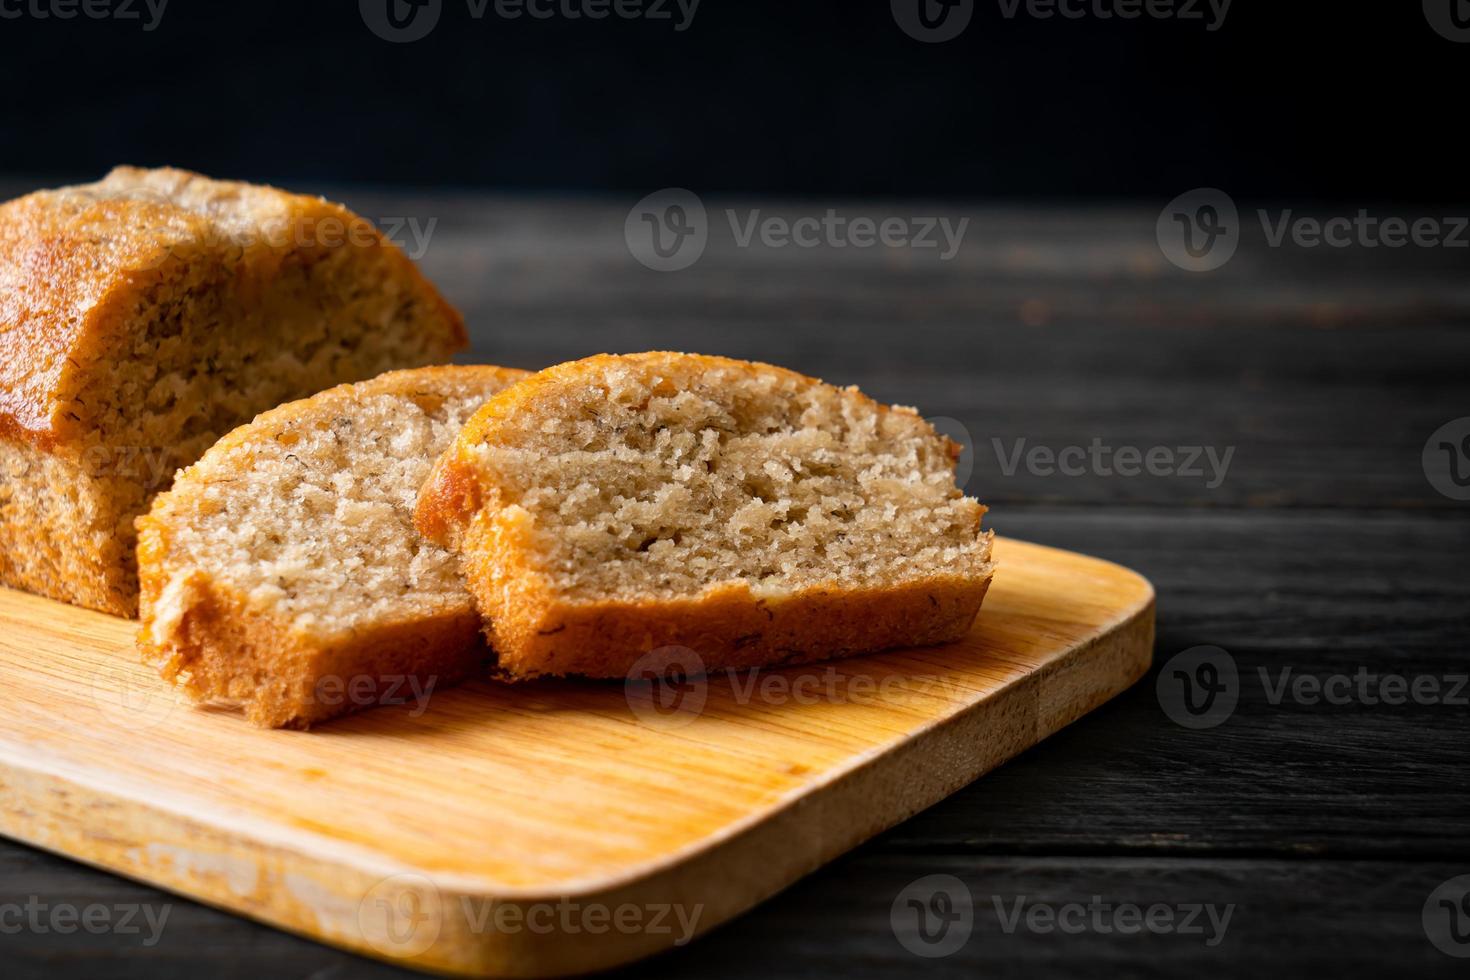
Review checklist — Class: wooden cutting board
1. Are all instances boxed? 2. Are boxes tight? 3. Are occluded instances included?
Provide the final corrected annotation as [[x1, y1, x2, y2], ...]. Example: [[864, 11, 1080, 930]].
[[0, 536, 1153, 977]]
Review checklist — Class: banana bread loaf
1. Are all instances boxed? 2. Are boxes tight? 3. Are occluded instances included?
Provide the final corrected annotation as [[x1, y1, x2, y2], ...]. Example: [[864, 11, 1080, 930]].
[[0, 166, 467, 616]]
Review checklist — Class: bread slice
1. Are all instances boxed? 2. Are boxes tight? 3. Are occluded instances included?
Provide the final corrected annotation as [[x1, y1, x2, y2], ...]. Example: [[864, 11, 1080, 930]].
[[0, 166, 467, 616], [137, 365, 529, 729], [415, 352, 995, 679]]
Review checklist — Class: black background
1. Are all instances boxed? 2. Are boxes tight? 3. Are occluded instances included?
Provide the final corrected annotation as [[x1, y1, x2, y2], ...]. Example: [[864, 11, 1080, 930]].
[[0, 0, 1461, 201]]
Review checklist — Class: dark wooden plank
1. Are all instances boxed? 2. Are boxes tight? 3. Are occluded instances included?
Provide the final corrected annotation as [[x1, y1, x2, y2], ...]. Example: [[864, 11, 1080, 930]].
[[8, 843, 1467, 980], [636, 852, 1470, 980], [888, 509, 1470, 858], [2, 842, 406, 980], [397, 201, 1470, 336]]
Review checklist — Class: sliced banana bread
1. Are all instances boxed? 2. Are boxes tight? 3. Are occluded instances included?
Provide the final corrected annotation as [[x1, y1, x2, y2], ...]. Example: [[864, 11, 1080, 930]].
[[416, 352, 995, 679], [138, 365, 528, 728]]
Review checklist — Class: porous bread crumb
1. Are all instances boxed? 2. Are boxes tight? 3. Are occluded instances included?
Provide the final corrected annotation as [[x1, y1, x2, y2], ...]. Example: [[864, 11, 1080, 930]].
[[477, 372, 983, 598], [163, 384, 482, 631], [417, 352, 995, 679], [138, 365, 528, 728]]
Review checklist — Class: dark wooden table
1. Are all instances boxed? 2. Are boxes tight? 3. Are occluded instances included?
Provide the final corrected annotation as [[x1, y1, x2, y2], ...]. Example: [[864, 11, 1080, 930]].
[[5, 190, 1469, 978]]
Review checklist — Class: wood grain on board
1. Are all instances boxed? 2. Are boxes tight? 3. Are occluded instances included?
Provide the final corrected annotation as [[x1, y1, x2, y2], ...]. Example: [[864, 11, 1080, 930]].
[[0, 537, 1152, 977]]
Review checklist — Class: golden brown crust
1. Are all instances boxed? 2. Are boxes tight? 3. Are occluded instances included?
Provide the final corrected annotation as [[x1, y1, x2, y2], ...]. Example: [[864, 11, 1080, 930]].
[[417, 351, 996, 680], [0, 167, 469, 615], [0, 166, 465, 446], [137, 365, 529, 728], [135, 559, 486, 729], [462, 509, 993, 679]]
